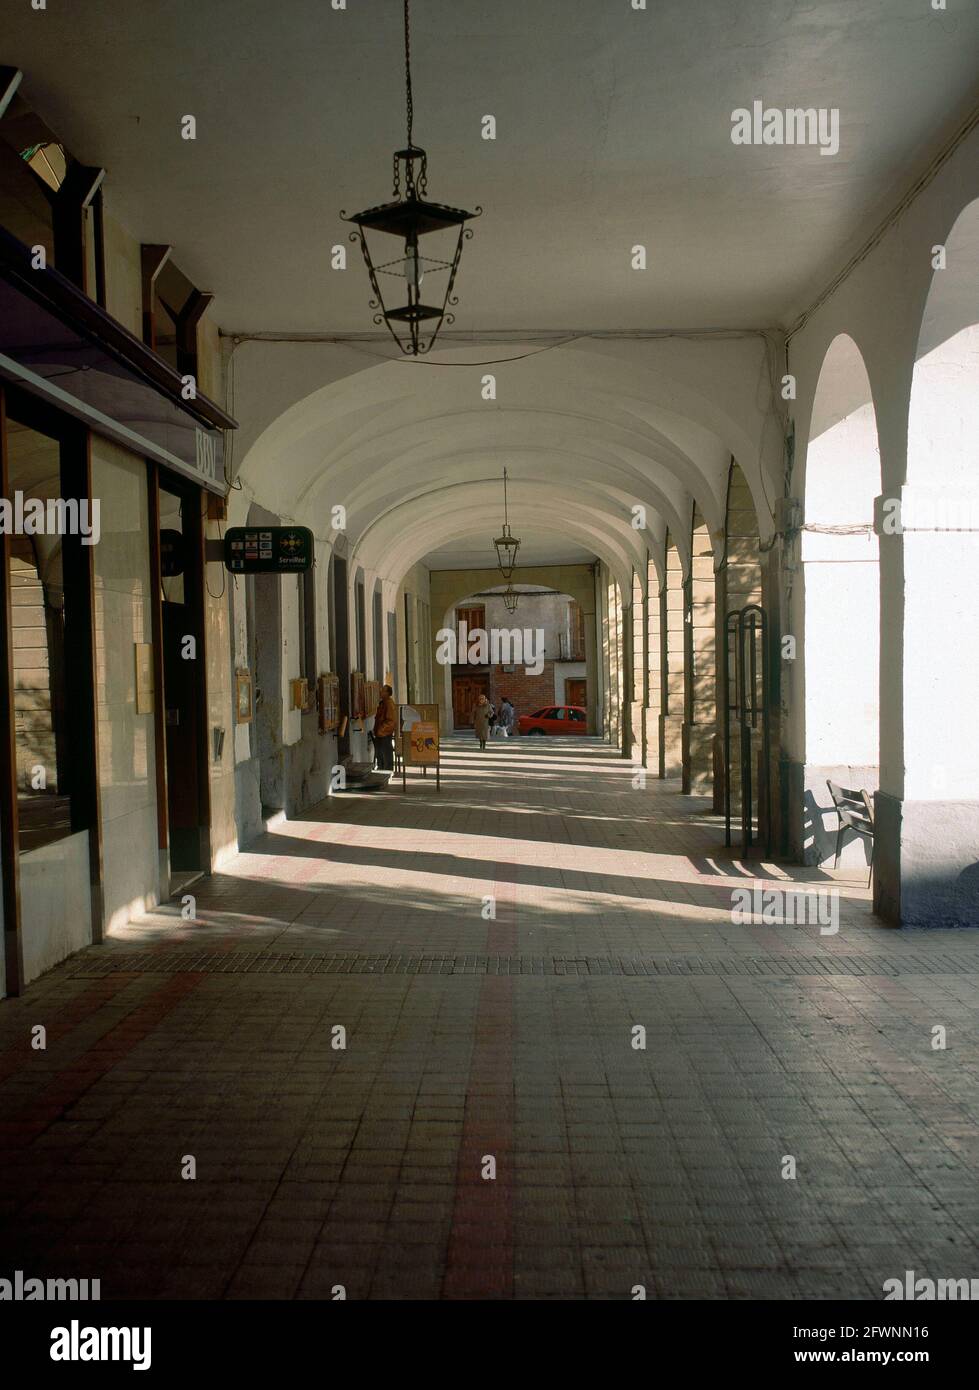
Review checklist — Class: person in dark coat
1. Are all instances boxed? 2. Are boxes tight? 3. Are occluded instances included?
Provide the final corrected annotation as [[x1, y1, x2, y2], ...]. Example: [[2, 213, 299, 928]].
[[472, 694, 492, 750]]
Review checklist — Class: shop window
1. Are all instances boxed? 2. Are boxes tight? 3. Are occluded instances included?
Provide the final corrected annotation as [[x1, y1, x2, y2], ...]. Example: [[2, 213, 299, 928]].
[[5, 416, 76, 852]]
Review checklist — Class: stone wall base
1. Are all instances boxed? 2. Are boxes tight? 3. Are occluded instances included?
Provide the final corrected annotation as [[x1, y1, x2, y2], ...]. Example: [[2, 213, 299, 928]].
[[875, 793, 979, 927]]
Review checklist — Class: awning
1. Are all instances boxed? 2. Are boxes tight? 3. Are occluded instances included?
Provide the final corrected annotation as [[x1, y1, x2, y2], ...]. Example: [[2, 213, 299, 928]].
[[0, 226, 236, 494]]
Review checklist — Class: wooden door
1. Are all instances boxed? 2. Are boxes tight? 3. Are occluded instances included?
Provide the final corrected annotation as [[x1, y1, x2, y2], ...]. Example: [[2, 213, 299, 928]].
[[566, 678, 587, 707], [452, 673, 489, 728], [455, 605, 485, 638]]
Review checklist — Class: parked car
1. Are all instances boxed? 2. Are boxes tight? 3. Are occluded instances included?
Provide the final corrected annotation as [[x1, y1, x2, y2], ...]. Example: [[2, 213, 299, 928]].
[[517, 705, 588, 736]]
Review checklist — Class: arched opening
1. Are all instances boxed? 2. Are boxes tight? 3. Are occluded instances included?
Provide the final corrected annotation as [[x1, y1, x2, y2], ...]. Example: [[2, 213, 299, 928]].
[[660, 531, 683, 777], [719, 460, 763, 835], [630, 568, 645, 765], [438, 584, 590, 737], [801, 334, 880, 867], [644, 550, 661, 770], [603, 573, 625, 748], [685, 503, 716, 795], [890, 198, 979, 923]]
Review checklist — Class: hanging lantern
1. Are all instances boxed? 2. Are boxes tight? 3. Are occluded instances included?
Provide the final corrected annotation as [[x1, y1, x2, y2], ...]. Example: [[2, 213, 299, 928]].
[[493, 468, 521, 578], [341, 0, 481, 356], [502, 585, 519, 615]]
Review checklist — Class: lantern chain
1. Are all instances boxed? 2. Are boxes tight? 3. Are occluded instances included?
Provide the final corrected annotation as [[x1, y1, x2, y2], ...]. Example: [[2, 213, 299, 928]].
[[404, 0, 413, 149]]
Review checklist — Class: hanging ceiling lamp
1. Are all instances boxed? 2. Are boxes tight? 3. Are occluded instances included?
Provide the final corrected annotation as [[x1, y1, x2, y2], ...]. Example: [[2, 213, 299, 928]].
[[493, 467, 521, 578], [502, 585, 519, 615], [341, 0, 481, 356]]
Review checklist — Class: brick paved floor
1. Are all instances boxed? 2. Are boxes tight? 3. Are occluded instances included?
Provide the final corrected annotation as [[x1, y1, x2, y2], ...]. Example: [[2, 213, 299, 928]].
[[1, 737, 977, 1299]]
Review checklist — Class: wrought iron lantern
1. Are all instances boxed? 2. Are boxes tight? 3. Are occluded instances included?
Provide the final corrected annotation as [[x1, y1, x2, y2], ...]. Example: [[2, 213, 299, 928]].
[[502, 585, 519, 615], [493, 468, 521, 578], [341, 0, 481, 356]]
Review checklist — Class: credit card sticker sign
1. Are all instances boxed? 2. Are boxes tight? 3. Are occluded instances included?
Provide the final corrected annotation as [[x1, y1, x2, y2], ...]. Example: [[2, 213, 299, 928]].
[[224, 526, 314, 573]]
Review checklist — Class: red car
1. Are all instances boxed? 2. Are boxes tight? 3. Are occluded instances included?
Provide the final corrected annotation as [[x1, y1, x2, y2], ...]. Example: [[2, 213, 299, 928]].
[[517, 705, 588, 736]]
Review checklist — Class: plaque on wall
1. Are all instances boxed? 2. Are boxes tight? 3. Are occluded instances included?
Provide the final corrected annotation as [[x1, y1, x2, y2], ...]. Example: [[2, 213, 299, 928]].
[[365, 679, 382, 720], [235, 669, 252, 723], [317, 672, 340, 733], [134, 642, 154, 714]]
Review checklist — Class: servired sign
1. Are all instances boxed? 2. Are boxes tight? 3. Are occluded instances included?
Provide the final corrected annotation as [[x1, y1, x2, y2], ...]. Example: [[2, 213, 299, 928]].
[[224, 526, 314, 573]]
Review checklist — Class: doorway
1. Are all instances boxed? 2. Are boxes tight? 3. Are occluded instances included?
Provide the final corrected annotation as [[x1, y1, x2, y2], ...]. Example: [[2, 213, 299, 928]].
[[565, 677, 587, 708], [453, 672, 489, 728], [155, 474, 210, 891]]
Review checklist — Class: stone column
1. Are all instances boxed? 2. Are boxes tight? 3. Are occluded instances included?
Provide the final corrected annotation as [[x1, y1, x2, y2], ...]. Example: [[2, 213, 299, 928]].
[[875, 485, 979, 926]]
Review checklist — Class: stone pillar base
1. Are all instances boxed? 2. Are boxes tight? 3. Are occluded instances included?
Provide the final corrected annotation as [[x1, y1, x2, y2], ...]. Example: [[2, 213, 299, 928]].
[[875, 793, 979, 927], [683, 722, 714, 797], [660, 714, 683, 779]]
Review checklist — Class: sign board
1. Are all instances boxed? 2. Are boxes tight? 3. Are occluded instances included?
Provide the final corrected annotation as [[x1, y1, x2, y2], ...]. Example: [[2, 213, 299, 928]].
[[235, 670, 252, 724], [365, 680, 382, 722], [407, 721, 438, 763], [318, 672, 340, 732], [134, 643, 154, 715], [350, 671, 366, 721], [224, 526, 313, 573], [400, 702, 440, 790]]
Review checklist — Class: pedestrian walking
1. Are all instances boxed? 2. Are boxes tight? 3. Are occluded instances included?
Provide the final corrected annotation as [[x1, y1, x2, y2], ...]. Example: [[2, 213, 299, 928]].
[[472, 694, 492, 750], [496, 696, 515, 738]]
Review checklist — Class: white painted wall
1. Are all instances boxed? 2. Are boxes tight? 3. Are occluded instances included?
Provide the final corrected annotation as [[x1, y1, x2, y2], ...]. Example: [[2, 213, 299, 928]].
[[904, 322, 979, 800], [21, 832, 92, 984], [803, 343, 880, 769]]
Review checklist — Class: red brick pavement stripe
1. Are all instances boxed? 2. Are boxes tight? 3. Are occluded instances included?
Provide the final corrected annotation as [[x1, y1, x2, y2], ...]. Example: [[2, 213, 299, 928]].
[[443, 866, 516, 1299], [0, 973, 139, 1084], [0, 972, 202, 1150]]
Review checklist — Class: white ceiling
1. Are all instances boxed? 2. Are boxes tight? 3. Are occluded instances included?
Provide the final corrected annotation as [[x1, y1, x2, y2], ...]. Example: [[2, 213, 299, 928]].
[[8, 0, 979, 335]]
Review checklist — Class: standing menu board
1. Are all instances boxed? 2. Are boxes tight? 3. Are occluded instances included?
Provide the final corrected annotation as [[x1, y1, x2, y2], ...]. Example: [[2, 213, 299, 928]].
[[399, 703, 441, 791]]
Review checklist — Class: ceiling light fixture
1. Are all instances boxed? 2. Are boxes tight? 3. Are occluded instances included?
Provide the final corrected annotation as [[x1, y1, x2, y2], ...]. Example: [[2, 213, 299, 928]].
[[493, 467, 520, 578], [341, 0, 481, 356]]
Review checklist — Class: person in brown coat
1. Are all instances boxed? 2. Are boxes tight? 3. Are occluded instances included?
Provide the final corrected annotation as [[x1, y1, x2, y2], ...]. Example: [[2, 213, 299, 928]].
[[372, 684, 397, 770], [472, 694, 492, 750]]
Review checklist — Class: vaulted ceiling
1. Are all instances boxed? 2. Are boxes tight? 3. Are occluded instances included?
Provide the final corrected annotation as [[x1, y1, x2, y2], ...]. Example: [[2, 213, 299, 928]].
[[7, 0, 979, 335], [9, 2, 977, 591]]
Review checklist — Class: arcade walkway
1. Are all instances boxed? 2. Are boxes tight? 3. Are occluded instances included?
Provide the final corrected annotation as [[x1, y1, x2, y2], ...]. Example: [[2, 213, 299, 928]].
[[1, 738, 977, 1299]]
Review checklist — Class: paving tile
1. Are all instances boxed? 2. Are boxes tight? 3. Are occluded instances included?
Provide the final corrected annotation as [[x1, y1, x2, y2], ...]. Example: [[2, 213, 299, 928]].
[[2, 738, 977, 1300]]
